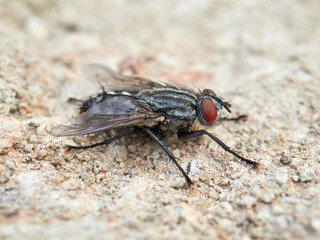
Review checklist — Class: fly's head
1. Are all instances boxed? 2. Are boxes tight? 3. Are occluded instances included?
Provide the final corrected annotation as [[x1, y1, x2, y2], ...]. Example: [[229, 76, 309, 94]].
[[197, 89, 232, 126]]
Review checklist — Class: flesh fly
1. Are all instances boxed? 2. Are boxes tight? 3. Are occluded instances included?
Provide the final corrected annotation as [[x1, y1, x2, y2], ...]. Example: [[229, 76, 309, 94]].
[[51, 64, 259, 185]]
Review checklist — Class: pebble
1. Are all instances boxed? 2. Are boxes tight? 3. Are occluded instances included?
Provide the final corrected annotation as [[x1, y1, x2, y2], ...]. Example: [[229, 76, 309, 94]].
[[24, 144, 34, 153], [0, 117, 22, 138], [199, 173, 211, 182], [221, 202, 233, 213], [249, 137, 258, 146], [0, 117, 22, 153], [311, 219, 320, 232], [125, 219, 138, 229], [5, 163, 15, 170], [28, 120, 40, 128], [237, 196, 256, 208], [219, 178, 230, 186], [144, 215, 155, 222], [62, 178, 83, 190], [292, 175, 300, 182], [170, 177, 186, 188], [242, 236, 252, 240], [0, 171, 12, 183], [92, 163, 100, 174], [0, 139, 12, 152], [273, 205, 284, 215], [179, 195, 189, 203], [159, 197, 172, 206], [189, 159, 199, 175], [172, 149, 180, 158], [299, 168, 315, 182], [309, 123, 320, 134], [275, 168, 288, 185], [280, 152, 291, 164], [65, 140, 77, 146], [276, 216, 289, 228], [39, 149, 48, 158], [149, 151, 160, 160], [76, 153, 91, 161], [96, 173, 106, 181], [80, 173, 91, 183], [29, 135, 38, 143], [250, 227, 264, 239], [127, 144, 137, 153], [303, 187, 318, 200], [219, 218, 232, 229], [23, 16, 48, 39], [264, 128, 279, 141], [50, 176, 65, 184], [262, 193, 275, 204], [208, 191, 217, 199]]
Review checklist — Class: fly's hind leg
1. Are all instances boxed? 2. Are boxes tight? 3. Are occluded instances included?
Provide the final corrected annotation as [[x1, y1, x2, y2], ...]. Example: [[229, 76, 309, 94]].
[[68, 128, 134, 150]]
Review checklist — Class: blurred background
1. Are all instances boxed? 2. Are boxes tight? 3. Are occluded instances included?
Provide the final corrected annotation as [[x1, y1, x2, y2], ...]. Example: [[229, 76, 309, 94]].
[[1, 0, 319, 115]]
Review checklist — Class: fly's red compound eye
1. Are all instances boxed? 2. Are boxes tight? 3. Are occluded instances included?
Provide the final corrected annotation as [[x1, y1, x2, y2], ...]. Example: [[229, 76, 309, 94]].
[[203, 89, 216, 96], [200, 98, 217, 124]]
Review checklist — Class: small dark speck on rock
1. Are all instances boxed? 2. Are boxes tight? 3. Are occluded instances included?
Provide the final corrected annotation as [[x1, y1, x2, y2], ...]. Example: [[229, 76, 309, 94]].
[[123, 168, 136, 176], [280, 152, 291, 164], [28, 120, 40, 128], [144, 215, 155, 222]]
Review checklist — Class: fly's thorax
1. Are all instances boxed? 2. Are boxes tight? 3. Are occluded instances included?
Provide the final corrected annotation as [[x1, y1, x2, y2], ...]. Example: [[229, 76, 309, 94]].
[[158, 117, 195, 134], [137, 87, 198, 119], [135, 87, 199, 134]]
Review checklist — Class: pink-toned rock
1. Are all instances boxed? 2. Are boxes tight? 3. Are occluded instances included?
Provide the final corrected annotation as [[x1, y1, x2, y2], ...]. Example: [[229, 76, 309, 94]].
[[0, 117, 22, 153]]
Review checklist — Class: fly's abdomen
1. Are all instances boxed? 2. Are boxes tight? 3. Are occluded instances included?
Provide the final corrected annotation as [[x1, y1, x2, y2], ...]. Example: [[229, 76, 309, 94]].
[[80, 93, 104, 113]]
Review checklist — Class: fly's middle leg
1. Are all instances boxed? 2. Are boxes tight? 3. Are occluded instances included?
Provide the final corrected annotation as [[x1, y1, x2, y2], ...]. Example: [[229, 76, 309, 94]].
[[145, 128, 192, 186]]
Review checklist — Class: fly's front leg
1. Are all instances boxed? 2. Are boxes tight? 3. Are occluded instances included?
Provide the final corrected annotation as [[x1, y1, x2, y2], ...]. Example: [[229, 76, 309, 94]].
[[220, 114, 249, 122], [68, 128, 134, 150], [145, 129, 192, 186], [178, 130, 260, 168]]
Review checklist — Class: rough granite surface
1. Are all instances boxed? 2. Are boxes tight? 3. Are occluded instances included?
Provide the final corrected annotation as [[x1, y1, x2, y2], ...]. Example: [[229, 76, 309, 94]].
[[0, 0, 320, 239]]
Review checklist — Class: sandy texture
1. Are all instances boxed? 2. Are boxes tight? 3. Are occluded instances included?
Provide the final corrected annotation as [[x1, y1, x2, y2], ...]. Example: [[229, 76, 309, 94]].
[[1, 0, 320, 239]]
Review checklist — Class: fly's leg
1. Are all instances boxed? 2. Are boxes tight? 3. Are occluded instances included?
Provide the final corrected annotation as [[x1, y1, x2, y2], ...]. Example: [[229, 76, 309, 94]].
[[145, 129, 192, 186], [68, 128, 134, 150], [220, 114, 249, 122], [178, 130, 260, 168]]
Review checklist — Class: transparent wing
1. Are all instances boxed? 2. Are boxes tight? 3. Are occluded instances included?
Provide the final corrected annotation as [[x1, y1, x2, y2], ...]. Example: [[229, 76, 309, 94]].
[[51, 96, 161, 136], [85, 64, 164, 92]]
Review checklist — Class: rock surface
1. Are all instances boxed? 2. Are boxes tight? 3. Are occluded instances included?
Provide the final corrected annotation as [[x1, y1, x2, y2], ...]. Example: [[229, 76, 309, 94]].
[[1, 0, 320, 239]]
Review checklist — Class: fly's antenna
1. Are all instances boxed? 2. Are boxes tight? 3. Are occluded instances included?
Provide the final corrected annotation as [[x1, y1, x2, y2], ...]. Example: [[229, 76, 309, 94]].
[[222, 101, 232, 113], [212, 95, 232, 113]]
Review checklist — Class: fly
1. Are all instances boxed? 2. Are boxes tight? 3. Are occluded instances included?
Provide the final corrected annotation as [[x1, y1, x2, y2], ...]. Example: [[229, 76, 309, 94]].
[[51, 64, 260, 186]]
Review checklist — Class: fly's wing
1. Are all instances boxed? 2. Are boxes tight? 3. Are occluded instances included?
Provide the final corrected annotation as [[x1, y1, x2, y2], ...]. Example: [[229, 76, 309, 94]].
[[85, 64, 164, 92], [51, 96, 161, 136]]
